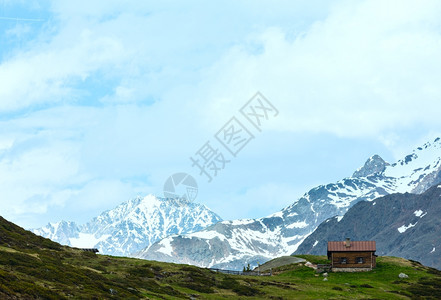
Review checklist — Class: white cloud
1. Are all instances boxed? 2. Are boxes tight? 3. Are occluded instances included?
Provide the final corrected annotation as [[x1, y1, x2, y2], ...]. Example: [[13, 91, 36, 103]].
[[0, 0, 334, 111], [0, 140, 80, 217], [200, 0, 441, 138], [0, 27, 126, 111]]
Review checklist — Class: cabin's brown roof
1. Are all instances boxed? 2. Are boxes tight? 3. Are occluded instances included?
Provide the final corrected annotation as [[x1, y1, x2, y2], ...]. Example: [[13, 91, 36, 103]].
[[328, 241, 376, 252]]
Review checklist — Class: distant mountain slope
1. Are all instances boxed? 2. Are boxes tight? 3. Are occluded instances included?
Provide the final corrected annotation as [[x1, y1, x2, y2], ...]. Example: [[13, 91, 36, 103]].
[[32, 195, 222, 256], [137, 138, 441, 270], [294, 184, 441, 270]]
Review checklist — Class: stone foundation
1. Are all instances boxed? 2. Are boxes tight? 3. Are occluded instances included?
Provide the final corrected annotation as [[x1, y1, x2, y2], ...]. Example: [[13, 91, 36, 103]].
[[332, 267, 372, 272]]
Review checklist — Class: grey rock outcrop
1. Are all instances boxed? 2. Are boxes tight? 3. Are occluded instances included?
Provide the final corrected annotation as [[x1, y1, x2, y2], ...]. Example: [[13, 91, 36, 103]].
[[353, 154, 389, 177]]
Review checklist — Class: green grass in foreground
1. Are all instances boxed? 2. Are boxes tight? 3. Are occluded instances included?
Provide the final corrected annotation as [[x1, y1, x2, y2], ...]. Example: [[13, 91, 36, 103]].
[[1, 216, 441, 299]]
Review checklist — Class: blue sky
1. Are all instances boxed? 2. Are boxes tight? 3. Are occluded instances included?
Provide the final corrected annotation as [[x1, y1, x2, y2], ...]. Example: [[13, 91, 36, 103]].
[[1, 0, 441, 229]]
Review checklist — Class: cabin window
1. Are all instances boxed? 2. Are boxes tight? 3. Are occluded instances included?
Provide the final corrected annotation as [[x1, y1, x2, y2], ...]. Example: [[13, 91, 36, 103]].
[[357, 257, 364, 264], [340, 257, 347, 264]]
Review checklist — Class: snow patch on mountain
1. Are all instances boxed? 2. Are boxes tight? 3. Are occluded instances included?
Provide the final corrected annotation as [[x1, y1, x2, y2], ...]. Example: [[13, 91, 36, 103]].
[[286, 221, 308, 229], [190, 230, 227, 241], [69, 233, 111, 248], [410, 209, 427, 219], [227, 219, 255, 226], [398, 222, 417, 233], [157, 238, 174, 256]]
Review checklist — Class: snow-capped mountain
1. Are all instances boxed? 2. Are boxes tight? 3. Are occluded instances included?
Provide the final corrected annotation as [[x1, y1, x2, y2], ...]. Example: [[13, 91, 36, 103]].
[[33, 221, 81, 246], [32, 195, 222, 256], [294, 183, 441, 270], [136, 138, 441, 270]]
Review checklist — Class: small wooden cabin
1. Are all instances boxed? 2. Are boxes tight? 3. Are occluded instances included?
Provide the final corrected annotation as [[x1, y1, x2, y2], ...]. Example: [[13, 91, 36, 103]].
[[327, 238, 376, 272]]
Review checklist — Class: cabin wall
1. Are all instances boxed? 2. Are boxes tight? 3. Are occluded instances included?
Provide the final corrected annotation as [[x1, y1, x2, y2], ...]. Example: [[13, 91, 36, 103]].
[[331, 251, 374, 269]]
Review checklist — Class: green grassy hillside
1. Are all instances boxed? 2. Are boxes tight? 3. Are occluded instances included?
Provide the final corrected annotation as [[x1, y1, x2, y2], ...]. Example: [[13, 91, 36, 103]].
[[1, 216, 441, 299]]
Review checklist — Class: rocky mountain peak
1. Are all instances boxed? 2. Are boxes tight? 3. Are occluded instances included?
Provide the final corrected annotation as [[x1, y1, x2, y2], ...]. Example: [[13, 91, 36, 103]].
[[352, 154, 389, 178]]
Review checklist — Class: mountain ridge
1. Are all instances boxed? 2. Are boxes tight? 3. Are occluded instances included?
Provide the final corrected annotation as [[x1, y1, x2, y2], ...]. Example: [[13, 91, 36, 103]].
[[32, 195, 222, 256]]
